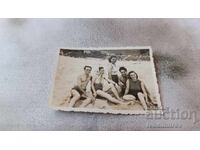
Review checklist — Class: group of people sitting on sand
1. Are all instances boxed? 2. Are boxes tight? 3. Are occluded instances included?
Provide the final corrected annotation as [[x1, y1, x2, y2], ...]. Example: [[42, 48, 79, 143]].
[[62, 56, 157, 110]]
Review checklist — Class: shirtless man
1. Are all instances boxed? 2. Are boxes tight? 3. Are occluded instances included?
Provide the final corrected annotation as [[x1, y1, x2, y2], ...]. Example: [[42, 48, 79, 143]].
[[68, 65, 93, 108]]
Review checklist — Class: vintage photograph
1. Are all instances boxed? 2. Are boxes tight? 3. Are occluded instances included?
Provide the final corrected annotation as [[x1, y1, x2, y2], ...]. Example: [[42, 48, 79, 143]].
[[49, 47, 162, 114]]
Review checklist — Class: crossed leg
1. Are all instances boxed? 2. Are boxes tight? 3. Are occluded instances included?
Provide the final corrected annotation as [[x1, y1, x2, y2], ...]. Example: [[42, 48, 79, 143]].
[[123, 95, 136, 101], [107, 84, 123, 101], [79, 97, 92, 108], [96, 90, 124, 104], [122, 95, 137, 105], [123, 93, 148, 110]]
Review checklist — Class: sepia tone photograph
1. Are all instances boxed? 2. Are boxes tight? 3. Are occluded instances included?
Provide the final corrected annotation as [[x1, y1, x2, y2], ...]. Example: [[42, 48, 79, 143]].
[[1, 18, 200, 130], [49, 47, 162, 114]]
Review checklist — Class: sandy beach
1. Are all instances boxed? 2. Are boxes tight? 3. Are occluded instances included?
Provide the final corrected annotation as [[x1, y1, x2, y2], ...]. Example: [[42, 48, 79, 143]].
[[50, 55, 160, 111]]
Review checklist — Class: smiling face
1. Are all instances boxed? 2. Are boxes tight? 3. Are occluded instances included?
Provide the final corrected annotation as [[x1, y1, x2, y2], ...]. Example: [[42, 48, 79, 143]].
[[84, 67, 92, 75], [130, 72, 137, 81], [120, 69, 127, 77]]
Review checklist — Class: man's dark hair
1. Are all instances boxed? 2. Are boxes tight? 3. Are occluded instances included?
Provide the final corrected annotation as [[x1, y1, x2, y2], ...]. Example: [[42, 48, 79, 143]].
[[128, 71, 138, 79], [119, 67, 127, 72], [108, 55, 117, 63], [99, 66, 104, 71], [84, 65, 92, 70]]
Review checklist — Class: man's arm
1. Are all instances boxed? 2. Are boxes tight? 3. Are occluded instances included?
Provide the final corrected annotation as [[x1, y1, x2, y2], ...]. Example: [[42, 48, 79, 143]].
[[91, 76, 97, 97], [124, 80, 129, 95]]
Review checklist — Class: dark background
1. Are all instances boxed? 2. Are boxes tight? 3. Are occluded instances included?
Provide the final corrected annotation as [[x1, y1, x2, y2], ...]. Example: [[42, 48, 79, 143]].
[[60, 49, 150, 61]]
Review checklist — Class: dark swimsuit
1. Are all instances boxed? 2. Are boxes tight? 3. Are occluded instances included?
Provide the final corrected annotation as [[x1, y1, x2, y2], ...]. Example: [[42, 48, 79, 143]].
[[111, 75, 119, 83], [94, 83, 103, 91], [128, 79, 143, 100], [93, 82, 105, 99], [72, 85, 85, 95]]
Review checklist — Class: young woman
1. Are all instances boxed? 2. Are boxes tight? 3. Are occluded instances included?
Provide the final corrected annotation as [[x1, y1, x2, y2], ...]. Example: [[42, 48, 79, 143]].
[[123, 71, 148, 110], [108, 56, 119, 84]]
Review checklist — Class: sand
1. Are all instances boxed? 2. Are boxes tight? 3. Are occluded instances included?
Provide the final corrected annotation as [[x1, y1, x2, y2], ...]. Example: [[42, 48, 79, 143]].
[[50, 55, 160, 111]]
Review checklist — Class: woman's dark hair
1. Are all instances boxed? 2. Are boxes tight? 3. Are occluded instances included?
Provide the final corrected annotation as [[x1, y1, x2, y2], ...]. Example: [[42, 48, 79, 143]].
[[108, 55, 117, 63], [99, 66, 104, 71], [128, 71, 138, 79], [119, 67, 127, 72], [84, 65, 92, 70]]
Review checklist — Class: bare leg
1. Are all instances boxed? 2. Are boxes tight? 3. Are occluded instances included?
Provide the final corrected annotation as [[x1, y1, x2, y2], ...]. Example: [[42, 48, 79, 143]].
[[96, 90, 124, 104], [68, 90, 81, 107], [79, 97, 92, 108], [109, 84, 123, 101], [137, 92, 148, 110], [59, 91, 72, 105], [123, 95, 136, 101], [122, 95, 137, 105]]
